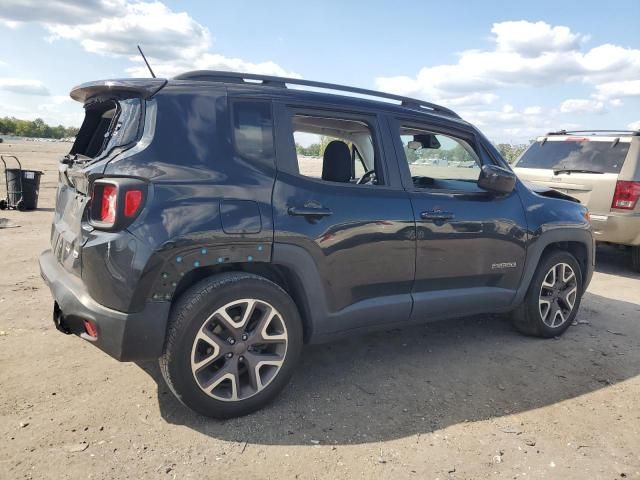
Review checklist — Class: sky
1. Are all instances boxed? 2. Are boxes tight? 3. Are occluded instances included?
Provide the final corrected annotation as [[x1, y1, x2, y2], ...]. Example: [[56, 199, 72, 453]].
[[1, 0, 639, 143]]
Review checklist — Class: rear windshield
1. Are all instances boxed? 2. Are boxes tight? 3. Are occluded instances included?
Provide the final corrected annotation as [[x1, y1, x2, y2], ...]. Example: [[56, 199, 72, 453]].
[[70, 98, 141, 159], [516, 140, 630, 173]]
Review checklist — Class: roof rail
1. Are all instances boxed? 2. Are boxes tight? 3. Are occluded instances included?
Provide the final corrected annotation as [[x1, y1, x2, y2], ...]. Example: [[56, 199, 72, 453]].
[[173, 70, 460, 119], [547, 129, 640, 136]]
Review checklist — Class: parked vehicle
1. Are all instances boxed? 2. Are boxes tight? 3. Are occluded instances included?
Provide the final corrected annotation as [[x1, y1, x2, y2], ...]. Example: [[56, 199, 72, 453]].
[[514, 130, 640, 271], [39, 72, 594, 418]]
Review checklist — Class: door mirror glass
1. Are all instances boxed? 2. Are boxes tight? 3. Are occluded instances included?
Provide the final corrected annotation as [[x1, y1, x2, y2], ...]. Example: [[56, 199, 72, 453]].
[[477, 164, 516, 194]]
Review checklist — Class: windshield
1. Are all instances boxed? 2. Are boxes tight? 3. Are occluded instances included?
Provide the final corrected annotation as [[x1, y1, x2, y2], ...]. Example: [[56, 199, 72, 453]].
[[516, 140, 630, 174]]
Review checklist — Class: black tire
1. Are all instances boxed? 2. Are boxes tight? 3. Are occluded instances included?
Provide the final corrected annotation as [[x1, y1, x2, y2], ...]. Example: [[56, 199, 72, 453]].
[[632, 246, 640, 273], [16, 199, 25, 211], [0, 199, 6, 210], [159, 272, 303, 419], [512, 250, 583, 338]]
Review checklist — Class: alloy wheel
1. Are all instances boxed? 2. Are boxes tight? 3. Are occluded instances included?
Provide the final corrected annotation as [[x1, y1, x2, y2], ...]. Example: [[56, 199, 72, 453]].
[[190, 299, 288, 401], [538, 263, 578, 328]]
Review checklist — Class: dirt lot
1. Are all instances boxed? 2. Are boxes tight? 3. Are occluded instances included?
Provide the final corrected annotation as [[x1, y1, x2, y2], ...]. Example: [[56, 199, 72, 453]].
[[1, 141, 639, 479]]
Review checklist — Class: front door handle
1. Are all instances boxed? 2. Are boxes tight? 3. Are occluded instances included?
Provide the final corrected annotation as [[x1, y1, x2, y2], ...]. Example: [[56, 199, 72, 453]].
[[421, 210, 455, 221], [288, 206, 333, 217]]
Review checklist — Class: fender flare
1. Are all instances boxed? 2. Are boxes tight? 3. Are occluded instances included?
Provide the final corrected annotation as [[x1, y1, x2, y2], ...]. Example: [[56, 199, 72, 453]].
[[511, 226, 594, 307]]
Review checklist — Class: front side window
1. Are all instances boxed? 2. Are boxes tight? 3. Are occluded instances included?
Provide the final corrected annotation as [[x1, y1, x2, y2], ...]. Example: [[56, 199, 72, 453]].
[[399, 126, 481, 189], [232, 101, 274, 163], [291, 114, 380, 185]]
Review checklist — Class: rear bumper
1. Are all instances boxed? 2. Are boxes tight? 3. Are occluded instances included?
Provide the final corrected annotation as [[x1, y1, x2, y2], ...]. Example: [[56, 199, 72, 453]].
[[590, 212, 640, 246], [39, 249, 171, 361]]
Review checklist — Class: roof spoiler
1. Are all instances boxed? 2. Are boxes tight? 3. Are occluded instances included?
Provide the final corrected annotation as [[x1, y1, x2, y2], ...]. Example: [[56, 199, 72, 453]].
[[70, 78, 167, 103]]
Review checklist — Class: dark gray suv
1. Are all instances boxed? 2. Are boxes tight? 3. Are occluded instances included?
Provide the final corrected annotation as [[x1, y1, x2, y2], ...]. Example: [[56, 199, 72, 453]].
[[40, 71, 594, 418]]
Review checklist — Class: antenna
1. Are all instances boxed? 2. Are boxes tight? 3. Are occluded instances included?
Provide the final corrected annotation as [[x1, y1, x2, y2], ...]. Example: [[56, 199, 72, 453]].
[[137, 45, 156, 78]]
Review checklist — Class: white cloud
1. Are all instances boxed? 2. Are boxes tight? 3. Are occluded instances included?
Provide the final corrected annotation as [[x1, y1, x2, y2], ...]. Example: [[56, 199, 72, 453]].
[[523, 106, 542, 115], [492, 21, 586, 57], [559, 98, 606, 114], [595, 80, 640, 99], [437, 93, 498, 107], [628, 120, 640, 131], [0, 0, 122, 25], [375, 21, 640, 105], [0, 78, 50, 96], [0, 0, 298, 79]]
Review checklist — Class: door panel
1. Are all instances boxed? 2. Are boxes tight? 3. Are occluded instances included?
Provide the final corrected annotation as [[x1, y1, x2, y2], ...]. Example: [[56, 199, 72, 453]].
[[387, 116, 528, 321], [272, 104, 415, 334]]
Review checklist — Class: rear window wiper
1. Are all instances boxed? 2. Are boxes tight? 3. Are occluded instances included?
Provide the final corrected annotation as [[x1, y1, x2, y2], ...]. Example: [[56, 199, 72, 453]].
[[553, 168, 603, 175]]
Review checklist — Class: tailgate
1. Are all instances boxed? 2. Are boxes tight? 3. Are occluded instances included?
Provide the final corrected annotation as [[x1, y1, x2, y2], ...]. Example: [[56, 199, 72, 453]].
[[514, 167, 618, 214], [51, 163, 89, 275]]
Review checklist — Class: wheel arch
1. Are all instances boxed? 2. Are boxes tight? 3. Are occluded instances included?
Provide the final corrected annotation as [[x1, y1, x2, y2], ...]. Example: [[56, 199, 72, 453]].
[[170, 260, 315, 344], [513, 227, 594, 307]]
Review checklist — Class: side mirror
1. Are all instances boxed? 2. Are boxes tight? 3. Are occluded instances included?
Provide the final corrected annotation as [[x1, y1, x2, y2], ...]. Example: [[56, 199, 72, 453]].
[[478, 164, 516, 194]]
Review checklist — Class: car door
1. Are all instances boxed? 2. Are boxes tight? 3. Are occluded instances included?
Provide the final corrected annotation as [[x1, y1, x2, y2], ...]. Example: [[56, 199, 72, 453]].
[[271, 101, 416, 336], [387, 115, 528, 322]]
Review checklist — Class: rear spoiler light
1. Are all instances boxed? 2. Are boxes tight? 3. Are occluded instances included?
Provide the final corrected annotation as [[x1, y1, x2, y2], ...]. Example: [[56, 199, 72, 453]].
[[70, 78, 167, 103]]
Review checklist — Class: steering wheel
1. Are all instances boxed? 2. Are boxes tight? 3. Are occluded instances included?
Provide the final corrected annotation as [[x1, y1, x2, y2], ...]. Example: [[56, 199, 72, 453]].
[[357, 169, 376, 185]]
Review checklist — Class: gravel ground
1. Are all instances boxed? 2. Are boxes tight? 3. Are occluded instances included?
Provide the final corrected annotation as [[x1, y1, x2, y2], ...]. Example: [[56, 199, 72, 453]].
[[0, 141, 639, 479]]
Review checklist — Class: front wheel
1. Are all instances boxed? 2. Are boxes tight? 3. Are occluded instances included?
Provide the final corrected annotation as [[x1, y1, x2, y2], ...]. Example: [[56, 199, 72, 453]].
[[159, 272, 303, 418], [512, 251, 583, 338]]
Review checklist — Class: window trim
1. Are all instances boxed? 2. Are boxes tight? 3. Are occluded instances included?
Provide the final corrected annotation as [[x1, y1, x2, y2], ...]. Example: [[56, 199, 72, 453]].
[[389, 116, 497, 195], [276, 104, 394, 190]]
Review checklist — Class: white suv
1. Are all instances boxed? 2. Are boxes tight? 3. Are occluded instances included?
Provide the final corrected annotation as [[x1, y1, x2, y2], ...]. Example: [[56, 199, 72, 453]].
[[514, 130, 640, 271]]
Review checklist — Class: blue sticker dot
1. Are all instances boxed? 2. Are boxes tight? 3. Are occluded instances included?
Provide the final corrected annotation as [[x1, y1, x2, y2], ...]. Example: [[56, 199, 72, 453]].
[[247, 255, 254, 262], [176, 256, 182, 263], [257, 245, 263, 252], [193, 260, 200, 267], [201, 248, 207, 255], [217, 257, 224, 263]]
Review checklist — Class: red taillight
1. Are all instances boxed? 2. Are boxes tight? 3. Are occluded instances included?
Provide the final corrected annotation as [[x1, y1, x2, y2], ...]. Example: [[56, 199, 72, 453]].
[[90, 180, 145, 229], [611, 181, 640, 210], [100, 184, 118, 223], [124, 189, 143, 217]]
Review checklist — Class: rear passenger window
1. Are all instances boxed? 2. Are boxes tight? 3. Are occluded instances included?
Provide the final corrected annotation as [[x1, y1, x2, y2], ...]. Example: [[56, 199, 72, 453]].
[[290, 114, 381, 185], [232, 101, 274, 163]]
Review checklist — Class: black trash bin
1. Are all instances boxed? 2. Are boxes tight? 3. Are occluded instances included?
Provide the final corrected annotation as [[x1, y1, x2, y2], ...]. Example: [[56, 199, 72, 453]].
[[6, 168, 43, 210]]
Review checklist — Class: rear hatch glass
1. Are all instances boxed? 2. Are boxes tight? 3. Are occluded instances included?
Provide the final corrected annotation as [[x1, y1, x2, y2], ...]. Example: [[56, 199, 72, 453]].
[[515, 138, 631, 213], [70, 98, 142, 162], [516, 139, 629, 174]]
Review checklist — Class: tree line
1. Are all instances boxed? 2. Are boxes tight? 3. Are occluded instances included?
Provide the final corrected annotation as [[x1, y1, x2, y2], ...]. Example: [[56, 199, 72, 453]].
[[0, 117, 79, 139]]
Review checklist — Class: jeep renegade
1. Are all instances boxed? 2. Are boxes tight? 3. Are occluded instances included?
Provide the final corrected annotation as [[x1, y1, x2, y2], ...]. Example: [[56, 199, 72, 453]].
[[40, 71, 594, 418]]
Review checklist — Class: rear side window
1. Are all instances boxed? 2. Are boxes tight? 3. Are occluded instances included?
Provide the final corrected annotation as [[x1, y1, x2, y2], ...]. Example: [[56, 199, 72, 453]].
[[517, 140, 630, 173], [232, 101, 274, 163]]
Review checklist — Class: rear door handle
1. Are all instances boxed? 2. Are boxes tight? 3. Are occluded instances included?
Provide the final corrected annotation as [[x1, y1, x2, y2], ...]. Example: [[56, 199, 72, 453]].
[[288, 206, 333, 217], [421, 210, 455, 221]]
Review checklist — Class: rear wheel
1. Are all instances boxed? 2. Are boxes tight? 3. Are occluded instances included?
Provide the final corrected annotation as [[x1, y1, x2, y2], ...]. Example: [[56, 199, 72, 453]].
[[512, 250, 583, 338], [632, 246, 640, 272], [159, 272, 303, 418], [0, 199, 6, 210]]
